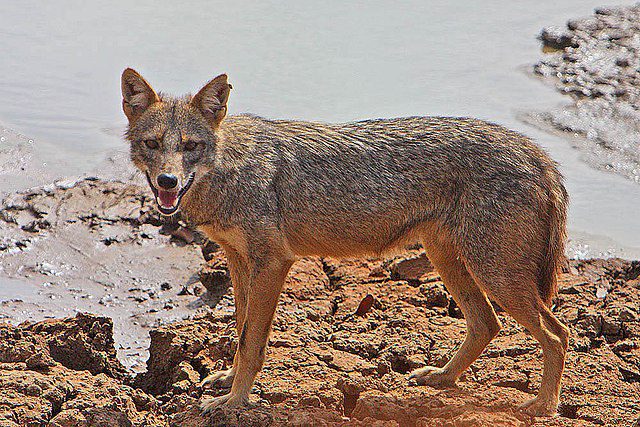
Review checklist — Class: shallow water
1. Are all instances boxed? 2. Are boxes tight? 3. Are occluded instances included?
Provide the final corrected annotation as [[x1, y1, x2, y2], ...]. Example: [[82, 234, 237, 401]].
[[0, 0, 639, 258]]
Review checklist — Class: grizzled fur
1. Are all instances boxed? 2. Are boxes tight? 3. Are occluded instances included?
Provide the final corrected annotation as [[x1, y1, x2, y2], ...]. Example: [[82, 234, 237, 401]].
[[122, 68, 570, 417]]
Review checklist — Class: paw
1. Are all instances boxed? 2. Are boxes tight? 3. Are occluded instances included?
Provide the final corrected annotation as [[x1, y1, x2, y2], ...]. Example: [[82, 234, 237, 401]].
[[201, 367, 236, 388], [200, 392, 248, 413], [519, 396, 558, 417], [409, 366, 456, 388]]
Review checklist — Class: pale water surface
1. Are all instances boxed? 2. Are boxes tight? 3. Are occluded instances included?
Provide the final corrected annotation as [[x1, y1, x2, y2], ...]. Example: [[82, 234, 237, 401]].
[[0, 0, 639, 258]]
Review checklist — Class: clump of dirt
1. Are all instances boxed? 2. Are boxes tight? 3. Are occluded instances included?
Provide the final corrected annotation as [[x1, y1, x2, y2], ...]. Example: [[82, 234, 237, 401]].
[[528, 4, 640, 183], [0, 313, 126, 379], [0, 313, 165, 426], [0, 364, 165, 427], [24, 313, 129, 379], [134, 312, 234, 396]]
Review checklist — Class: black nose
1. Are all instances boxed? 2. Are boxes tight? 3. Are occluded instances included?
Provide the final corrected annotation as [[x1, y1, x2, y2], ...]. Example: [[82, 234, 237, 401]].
[[157, 173, 178, 190]]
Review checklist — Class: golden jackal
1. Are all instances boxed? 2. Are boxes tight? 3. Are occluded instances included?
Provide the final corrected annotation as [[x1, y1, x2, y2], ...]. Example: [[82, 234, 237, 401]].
[[121, 68, 569, 417]]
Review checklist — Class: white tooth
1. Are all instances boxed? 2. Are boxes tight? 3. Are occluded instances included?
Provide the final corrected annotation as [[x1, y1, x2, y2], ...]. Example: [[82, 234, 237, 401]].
[[157, 198, 175, 209]]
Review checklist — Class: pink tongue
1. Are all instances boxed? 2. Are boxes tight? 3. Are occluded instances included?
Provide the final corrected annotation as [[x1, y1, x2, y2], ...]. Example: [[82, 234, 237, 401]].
[[158, 190, 178, 207]]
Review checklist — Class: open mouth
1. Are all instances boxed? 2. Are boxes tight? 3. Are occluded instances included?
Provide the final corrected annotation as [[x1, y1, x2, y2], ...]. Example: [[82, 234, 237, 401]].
[[145, 172, 195, 216]]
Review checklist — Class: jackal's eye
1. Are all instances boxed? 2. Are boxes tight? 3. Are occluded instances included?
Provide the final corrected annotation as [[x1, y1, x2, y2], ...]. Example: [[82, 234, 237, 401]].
[[144, 139, 159, 149], [184, 140, 198, 151]]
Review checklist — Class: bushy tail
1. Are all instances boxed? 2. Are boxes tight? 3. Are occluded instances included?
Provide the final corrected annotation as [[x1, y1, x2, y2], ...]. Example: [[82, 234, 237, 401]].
[[539, 168, 569, 307]]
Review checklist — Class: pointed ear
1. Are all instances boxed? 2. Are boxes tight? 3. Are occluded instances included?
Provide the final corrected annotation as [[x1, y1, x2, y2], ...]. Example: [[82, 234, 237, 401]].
[[121, 68, 160, 122], [190, 74, 231, 128]]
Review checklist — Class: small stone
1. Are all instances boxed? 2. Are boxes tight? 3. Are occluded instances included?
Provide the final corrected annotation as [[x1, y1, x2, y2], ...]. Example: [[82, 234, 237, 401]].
[[296, 395, 322, 408], [271, 339, 294, 348], [540, 26, 575, 49], [48, 410, 87, 427], [26, 352, 56, 370], [177, 285, 193, 296], [419, 282, 449, 308], [199, 262, 230, 293], [336, 375, 366, 395], [422, 272, 441, 283], [306, 308, 320, 321], [355, 294, 375, 317], [376, 360, 391, 375], [619, 307, 637, 322], [25, 384, 42, 396], [594, 6, 624, 16], [558, 285, 581, 294], [602, 317, 622, 338], [567, 17, 601, 32], [173, 361, 199, 383], [389, 255, 433, 282]]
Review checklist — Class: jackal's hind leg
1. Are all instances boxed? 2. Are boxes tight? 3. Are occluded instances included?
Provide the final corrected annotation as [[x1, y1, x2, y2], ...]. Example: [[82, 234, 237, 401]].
[[496, 293, 568, 417], [465, 255, 568, 417], [410, 236, 500, 387]]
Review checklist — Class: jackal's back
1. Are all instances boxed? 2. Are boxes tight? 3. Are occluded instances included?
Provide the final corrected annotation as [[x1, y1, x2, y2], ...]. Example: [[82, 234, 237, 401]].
[[219, 116, 563, 258]]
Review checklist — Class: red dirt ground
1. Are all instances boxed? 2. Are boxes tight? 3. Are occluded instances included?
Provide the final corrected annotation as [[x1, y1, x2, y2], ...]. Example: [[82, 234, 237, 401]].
[[1, 238, 638, 426]]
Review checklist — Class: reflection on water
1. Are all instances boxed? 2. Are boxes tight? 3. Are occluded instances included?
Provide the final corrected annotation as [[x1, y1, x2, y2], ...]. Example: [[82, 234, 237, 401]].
[[0, 0, 638, 258]]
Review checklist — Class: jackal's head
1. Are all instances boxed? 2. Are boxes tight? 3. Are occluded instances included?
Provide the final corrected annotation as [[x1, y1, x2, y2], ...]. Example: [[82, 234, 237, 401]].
[[121, 68, 231, 216]]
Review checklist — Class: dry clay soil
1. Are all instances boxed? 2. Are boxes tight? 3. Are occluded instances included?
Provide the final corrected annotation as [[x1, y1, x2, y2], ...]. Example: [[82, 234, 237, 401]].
[[0, 178, 639, 427]]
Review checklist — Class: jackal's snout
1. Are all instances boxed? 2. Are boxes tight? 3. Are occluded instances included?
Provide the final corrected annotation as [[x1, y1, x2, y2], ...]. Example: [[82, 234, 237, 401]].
[[157, 173, 178, 190], [144, 171, 196, 216]]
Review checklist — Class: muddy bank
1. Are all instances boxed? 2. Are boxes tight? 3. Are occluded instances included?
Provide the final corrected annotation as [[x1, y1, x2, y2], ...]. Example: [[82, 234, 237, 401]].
[[0, 178, 207, 371], [1, 243, 639, 425], [529, 4, 640, 184]]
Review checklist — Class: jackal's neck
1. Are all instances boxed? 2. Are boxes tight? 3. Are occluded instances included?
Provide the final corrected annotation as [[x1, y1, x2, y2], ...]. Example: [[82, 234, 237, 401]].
[[217, 114, 267, 146], [178, 115, 267, 228], [179, 169, 226, 228]]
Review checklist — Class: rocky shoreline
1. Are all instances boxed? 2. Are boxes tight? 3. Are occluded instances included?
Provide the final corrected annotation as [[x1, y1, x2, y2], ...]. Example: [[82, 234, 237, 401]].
[[530, 3, 640, 184]]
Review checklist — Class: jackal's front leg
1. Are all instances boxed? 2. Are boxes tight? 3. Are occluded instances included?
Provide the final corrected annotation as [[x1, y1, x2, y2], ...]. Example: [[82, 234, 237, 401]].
[[201, 255, 293, 412], [201, 246, 250, 389]]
